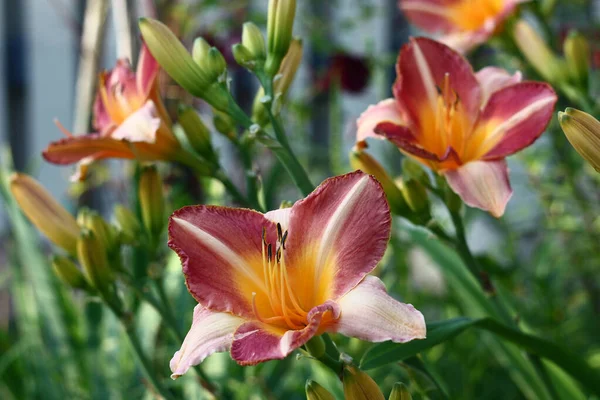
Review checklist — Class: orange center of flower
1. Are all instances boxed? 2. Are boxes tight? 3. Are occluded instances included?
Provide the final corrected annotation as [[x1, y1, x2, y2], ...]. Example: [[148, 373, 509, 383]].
[[449, 0, 504, 31], [99, 75, 145, 126], [251, 224, 311, 330]]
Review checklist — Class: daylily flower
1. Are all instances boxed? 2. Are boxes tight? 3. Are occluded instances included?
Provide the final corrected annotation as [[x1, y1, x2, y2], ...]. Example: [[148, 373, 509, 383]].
[[43, 44, 188, 180], [357, 38, 556, 217], [168, 171, 426, 377], [400, 0, 527, 53]]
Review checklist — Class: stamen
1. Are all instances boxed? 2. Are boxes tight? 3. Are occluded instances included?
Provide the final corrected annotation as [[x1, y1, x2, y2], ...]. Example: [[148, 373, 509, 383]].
[[53, 119, 74, 138], [277, 223, 283, 241], [282, 231, 288, 249]]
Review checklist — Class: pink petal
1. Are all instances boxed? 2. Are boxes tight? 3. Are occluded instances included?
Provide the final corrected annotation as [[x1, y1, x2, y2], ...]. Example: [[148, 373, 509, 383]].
[[329, 276, 426, 342], [168, 206, 278, 318], [283, 171, 391, 303], [479, 82, 557, 159], [444, 160, 513, 217], [110, 100, 161, 143], [400, 0, 458, 34], [356, 98, 405, 143], [476, 67, 522, 108], [42, 134, 136, 165], [375, 121, 448, 161], [92, 91, 113, 132], [136, 42, 160, 98], [394, 37, 481, 129], [230, 301, 340, 366], [170, 305, 244, 379], [440, 29, 493, 54]]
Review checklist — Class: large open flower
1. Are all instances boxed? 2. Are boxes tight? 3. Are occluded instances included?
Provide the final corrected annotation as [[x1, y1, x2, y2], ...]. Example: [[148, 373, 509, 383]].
[[357, 38, 556, 217], [400, 0, 527, 53], [43, 44, 185, 180], [168, 171, 426, 378]]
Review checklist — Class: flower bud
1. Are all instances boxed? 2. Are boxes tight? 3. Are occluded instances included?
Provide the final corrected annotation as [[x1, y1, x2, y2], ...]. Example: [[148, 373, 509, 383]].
[[113, 205, 141, 244], [304, 335, 326, 359], [388, 383, 412, 400], [139, 165, 165, 239], [206, 47, 227, 82], [513, 20, 564, 83], [350, 145, 409, 216], [213, 109, 236, 141], [305, 380, 335, 400], [77, 230, 113, 290], [232, 44, 256, 70], [242, 22, 266, 61], [558, 107, 600, 172], [192, 37, 211, 66], [177, 105, 216, 162], [398, 178, 430, 218], [265, 0, 297, 77], [343, 365, 385, 400], [564, 31, 590, 88], [51, 255, 90, 291], [77, 209, 118, 257], [402, 158, 430, 187], [10, 173, 79, 254]]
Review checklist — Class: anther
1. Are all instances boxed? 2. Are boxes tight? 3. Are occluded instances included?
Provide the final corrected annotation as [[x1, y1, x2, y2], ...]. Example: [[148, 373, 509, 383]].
[[277, 223, 283, 241], [267, 243, 272, 261], [282, 231, 288, 249]]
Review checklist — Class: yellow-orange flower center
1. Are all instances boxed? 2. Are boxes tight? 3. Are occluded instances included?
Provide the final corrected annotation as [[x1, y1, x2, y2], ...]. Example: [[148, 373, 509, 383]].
[[449, 0, 504, 31]]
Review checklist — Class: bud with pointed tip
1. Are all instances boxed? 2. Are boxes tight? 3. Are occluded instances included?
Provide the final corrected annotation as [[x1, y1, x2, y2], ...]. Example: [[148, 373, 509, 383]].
[[564, 31, 590, 88], [113, 205, 141, 244], [10, 173, 79, 255], [52, 255, 90, 291], [388, 383, 412, 400], [213, 109, 236, 141], [77, 230, 113, 290], [343, 365, 385, 400], [398, 178, 430, 217], [265, 0, 297, 77], [139, 165, 165, 239], [305, 380, 335, 400], [192, 37, 211, 66], [558, 107, 600, 172], [177, 105, 216, 163], [242, 22, 266, 61], [232, 44, 256, 70], [77, 209, 118, 257]]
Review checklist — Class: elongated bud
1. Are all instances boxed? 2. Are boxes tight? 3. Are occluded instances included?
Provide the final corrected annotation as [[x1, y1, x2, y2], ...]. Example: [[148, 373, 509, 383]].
[[77, 209, 118, 257], [252, 38, 303, 125], [242, 22, 266, 61], [232, 44, 256, 70], [10, 173, 79, 254], [192, 37, 211, 66], [343, 366, 385, 400], [139, 165, 165, 238], [350, 145, 409, 216], [558, 107, 600, 172], [113, 205, 141, 244], [564, 31, 590, 88], [305, 380, 335, 400], [52, 255, 90, 290], [389, 383, 412, 400], [305, 336, 326, 359], [178, 105, 216, 162], [398, 178, 430, 217], [77, 230, 112, 290], [265, 0, 297, 77], [139, 18, 229, 111], [213, 109, 236, 141], [513, 20, 564, 82], [206, 47, 227, 82]]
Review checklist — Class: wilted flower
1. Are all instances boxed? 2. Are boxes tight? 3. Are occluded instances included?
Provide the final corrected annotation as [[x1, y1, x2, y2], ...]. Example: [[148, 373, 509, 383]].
[[400, 0, 527, 53], [357, 38, 556, 217], [43, 44, 188, 181], [558, 107, 600, 172], [168, 171, 425, 378]]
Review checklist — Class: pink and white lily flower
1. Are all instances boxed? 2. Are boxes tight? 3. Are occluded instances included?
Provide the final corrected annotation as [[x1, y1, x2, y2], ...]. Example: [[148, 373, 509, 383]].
[[357, 38, 556, 217], [168, 171, 426, 378], [43, 44, 184, 180], [400, 0, 528, 53]]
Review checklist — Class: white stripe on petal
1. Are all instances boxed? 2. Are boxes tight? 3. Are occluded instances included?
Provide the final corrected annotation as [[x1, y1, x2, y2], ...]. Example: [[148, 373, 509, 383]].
[[412, 39, 439, 111]]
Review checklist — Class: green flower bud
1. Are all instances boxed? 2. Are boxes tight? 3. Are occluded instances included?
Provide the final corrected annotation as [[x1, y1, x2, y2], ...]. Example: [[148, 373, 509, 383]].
[[77, 230, 113, 290], [139, 165, 165, 239], [206, 47, 227, 81], [232, 43, 256, 70], [265, 0, 297, 77], [242, 22, 266, 61], [177, 105, 216, 162], [51, 255, 90, 291], [398, 179, 430, 216], [192, 37, 211, 67], [388, 383, 412, 400], [402, 158, 430, 187], [305, 335, 326, 359], [213, 109, 236, 141], [113, 205, 141, 245], [305, 380, 335, 400], [564, 31, 590, 88], [343, 366, 385, 400], [78, 210, 118, 257]]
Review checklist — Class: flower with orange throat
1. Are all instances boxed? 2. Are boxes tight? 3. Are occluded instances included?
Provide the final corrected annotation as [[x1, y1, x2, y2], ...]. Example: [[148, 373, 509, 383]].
[[357, 38, 556, 217], [400, 0, 527, 53], [43, 43, 187, 181], [168, 171, 426, 377]]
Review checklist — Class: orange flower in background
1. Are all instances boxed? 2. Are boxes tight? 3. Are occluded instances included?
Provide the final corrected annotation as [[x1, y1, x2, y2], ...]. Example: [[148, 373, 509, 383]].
[[400, 0, 527, 52], [43, 44, 186, 180], [357, 38, 556, 217]]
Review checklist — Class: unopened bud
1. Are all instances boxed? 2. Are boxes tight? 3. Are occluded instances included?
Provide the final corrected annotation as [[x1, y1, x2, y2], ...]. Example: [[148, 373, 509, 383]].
[[213, 109, 236, 141], [558, 107, 600, 172], [305, 335, 326, 359], [564, 31, 590, 88], [51, 255, 90, 290], [389, 383, 412, 400], [139, 165, 165, 239], [113, 205, 141, 244], [350, 145, 409, 216], [178, 105, 216, 162], [398, 178, 430, 217], [305, 380, 335, 400], [78, 209, 118, 257], [232, 44, 256, 70], [265, 0, 297, 77], [10, 173, 79, 255], [205, 47, 227, 81], [192, 37, 211, 66], [77, 230, 112, 290], [242, 22, 266, 61], [402, 158, 430, 187], [343, 365, 385, 400], [513, 19, 564, 83]]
